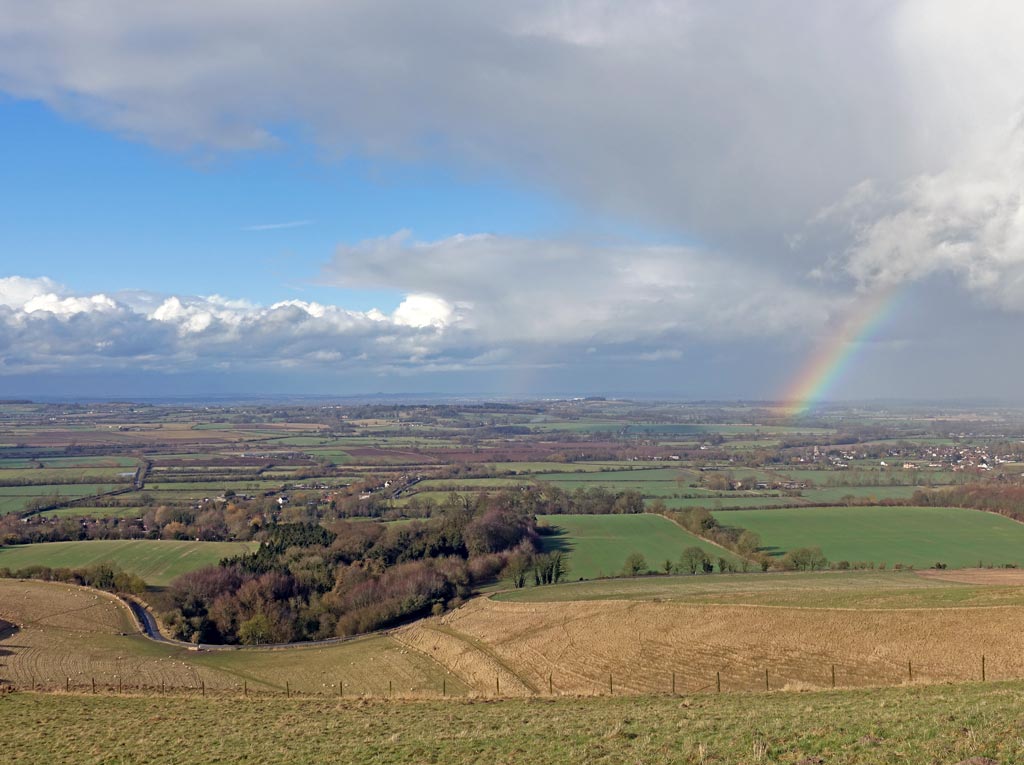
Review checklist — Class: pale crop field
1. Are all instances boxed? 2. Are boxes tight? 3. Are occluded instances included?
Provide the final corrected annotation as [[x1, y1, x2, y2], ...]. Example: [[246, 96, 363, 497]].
[[397, 591, 1024, 695]]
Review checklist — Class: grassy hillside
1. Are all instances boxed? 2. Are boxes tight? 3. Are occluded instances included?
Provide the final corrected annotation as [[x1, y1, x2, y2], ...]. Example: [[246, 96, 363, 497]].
[[494, 568, 1024, 608], [0, 579, 467, 696], [0, 540, 257, 586], [400, 578, 1024, 694], [536, 514, 739, 580], [4, 682, 1023, 764], [714, 506, 1024, 569]]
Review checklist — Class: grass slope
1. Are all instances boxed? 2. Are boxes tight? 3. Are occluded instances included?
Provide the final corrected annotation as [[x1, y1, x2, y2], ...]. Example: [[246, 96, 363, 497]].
[[715, 505, 1024, 569], [0, 579, 467, 696], [495, 569, 1024, 608], [537, 514, 739, 580], [5, 682, 1022, 764], [0, 540, 256, 585]]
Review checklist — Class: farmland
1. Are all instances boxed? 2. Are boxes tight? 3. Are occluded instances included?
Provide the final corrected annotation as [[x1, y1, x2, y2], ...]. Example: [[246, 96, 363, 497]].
[[0, 540, 256, 586], [6, 398, 1024, 743], [714, 506, 1024, 569], [0, 484, 126, 515], [536, 514, 738, 579]]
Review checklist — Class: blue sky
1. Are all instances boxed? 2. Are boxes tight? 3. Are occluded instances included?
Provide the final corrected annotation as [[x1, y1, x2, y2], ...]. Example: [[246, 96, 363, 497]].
[[1, 99, 585, 310], [1, 2, 1023, 402]]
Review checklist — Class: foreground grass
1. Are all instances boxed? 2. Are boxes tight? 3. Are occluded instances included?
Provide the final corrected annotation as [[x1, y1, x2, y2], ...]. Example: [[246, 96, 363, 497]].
[[5, 681, 1024, 764]]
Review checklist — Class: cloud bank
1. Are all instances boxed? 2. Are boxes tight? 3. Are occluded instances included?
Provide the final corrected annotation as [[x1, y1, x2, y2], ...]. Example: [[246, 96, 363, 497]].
[[0, 232, 837, 376]]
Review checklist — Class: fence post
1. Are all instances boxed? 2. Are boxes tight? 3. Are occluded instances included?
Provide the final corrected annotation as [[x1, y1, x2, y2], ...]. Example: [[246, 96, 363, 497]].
[[338, 680, 342, 698], [389, 680, 393, 697], [161, 680, 165, 695], [118, 677, 122, 694], [442, 678, 446, 697], [982, 655, 986, 682], [609, 673, 613, 694], [495, 675, 500, 696], [244, 681, 247, 698], [286, 681, 290, 698], [908, 660, 912, 682], [831, 664, 835, 688], [764, 669, 769, 692], [66, 677, 70, 693], [201, 680, 205, 697], [92, 677, 96, 694], [672, 671, 675, 695], [716, 672, 721, 693], [548, 674, 552, 695]]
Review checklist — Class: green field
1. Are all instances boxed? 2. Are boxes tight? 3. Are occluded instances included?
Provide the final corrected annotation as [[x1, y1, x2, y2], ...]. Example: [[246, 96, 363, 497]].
[[799, 484, 927, 503], [5, 682, 1023, 764], [535, 468, 698, 497], [414, 477, 532, 490], [714, 506, 1024, 569], [0, 484, 125, 515], [0, 540, 256, 585], [483, 461, 650, 473], [392, 490, 476, 506], [0, 467, 133, 483], [142, 480, 283, 493], [536, 514, 739, 580], [658, 495, 800, 509], [34, 506, 147, 519]]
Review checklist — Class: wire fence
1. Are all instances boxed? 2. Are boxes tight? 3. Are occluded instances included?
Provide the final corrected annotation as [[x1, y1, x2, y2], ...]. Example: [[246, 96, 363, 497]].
[[0, 653, 1000, 700]]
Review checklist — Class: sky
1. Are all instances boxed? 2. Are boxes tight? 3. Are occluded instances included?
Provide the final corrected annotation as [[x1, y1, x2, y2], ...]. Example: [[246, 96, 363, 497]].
[[2, 1, 1024, 402]]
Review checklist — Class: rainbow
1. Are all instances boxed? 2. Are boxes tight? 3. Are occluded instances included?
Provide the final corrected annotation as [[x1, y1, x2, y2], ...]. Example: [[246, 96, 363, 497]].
[[779, 287, 900, 417]]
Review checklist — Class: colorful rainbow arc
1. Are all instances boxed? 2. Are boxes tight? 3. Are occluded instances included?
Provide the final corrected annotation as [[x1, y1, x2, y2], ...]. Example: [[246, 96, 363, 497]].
[[780, 287, 900, 417]]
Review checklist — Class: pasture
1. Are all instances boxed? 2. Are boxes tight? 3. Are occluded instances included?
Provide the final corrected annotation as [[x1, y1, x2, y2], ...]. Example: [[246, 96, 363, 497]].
[[35, 506, 147, 519], [536, 514, 739, 580], [0, 484, 125, 515], [0, 540, 256, 586], [714, 506, 1024, 569], [534, 468, 697, 497], [658, 495, 798, 510]]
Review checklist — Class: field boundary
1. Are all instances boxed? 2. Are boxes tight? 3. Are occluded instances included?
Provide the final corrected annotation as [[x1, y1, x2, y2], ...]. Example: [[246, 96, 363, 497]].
[[654, 510, 750, 561]]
